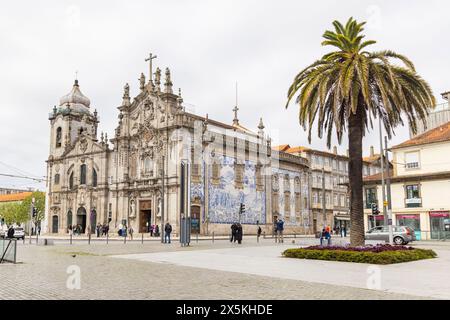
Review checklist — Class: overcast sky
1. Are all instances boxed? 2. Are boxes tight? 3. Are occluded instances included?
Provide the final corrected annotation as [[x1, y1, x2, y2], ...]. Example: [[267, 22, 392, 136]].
[[0, 0, 449, 190]]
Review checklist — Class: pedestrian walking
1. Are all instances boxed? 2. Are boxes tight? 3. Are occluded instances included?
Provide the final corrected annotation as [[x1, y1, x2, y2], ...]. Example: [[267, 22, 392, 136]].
[[230, 223, 237, 242], [155, 225, 159, 237], [96, 224, 101, 238], [276, 219, 284, 243], [342, 226, 347, 237], [129, 226, 134, 240], [150, 224, 154, 237], [235, 223, 243, 244], [7, 225, 14, 239], [257, 225, 262, 240], [164, 222, 172, 243]]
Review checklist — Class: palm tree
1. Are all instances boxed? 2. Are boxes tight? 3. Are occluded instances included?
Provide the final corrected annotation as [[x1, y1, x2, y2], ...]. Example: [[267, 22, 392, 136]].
[[286, 18, 435, 246]]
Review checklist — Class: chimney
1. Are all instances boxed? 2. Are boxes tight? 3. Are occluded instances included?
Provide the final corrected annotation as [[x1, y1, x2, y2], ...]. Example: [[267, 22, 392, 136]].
[[333, 146, 337, 155], [370, 146, 374, 157]]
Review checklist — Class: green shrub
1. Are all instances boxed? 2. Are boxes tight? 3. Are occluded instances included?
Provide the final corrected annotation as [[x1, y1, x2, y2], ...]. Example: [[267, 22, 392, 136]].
[[282, 248, 437, 265]]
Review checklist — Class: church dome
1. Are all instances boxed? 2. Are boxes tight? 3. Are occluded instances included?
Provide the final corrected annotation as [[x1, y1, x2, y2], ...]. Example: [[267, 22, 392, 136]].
[[59, 80, 91, 113]]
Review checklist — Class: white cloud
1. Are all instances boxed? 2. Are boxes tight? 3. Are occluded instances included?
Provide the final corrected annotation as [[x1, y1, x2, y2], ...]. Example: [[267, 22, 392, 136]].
[[0, 0, 449, 189]]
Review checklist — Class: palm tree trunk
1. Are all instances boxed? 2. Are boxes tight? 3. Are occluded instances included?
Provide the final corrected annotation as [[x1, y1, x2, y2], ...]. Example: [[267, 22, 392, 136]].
[[348, 105, 365, 247]]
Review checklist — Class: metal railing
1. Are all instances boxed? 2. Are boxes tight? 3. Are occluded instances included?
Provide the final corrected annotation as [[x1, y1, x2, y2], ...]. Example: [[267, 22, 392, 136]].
[[0, 239, 17, 264]]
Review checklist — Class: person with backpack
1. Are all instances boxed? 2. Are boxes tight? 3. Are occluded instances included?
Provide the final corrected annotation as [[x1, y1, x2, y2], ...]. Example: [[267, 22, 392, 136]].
[[164, 222, 172, 244], [230, 223, 237, 242], [276, 219, 284, 243], [7, 225, 15, 239], [235, 223, 243, 244]]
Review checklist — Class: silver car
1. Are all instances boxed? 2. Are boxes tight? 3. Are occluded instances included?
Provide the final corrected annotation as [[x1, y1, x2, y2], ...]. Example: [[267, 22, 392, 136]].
[[365, 225, 416, 245], [0, 227, 25, 240]]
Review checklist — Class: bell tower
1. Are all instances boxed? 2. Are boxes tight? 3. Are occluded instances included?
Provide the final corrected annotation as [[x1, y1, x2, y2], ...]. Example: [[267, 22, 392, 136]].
[[48, 80, 98, 158]]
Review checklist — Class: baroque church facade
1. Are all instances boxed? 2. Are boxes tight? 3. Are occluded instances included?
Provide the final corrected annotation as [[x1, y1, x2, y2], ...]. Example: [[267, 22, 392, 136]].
[[44, 59, 312, 236]]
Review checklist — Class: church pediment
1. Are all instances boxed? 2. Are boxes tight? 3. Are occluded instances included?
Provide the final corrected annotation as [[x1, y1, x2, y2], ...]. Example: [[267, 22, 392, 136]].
[[63, 134, 106, 158]]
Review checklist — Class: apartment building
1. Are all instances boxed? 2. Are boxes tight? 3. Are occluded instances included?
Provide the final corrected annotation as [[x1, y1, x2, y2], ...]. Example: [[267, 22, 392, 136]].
[[275, 145, 383, 233], [364, 121, 450, 240]]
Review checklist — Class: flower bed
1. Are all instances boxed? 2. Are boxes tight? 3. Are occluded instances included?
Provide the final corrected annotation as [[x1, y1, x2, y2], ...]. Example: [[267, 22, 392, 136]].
[[282, 245, 437, 265]]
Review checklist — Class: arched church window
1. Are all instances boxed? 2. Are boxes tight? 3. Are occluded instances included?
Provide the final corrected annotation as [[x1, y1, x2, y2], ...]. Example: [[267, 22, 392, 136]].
[[92, 169, 97, 187], [69, 172, 74, 190], [56, 127, 62, 148], [80, 164, 87, 185], [54, 174, 60, 185]]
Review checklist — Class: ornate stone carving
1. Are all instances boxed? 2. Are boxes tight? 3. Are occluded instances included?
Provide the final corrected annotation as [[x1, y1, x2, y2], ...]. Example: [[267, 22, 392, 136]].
[[79, 138, 88, 153]]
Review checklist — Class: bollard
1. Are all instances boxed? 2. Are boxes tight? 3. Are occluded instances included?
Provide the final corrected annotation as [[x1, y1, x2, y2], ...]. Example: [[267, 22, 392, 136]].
[[88, 232, 91, 245], [70, 233, 72, 245], [106, 232, 109, 244], [141, 233, 144, 244], [212, 232, 214, 243], [124, 234, 126, 244]]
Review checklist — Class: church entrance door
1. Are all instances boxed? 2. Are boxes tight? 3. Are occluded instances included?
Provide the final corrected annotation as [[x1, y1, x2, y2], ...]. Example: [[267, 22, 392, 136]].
[[77, 207, 87, 233], [139, 200, 152, 233]]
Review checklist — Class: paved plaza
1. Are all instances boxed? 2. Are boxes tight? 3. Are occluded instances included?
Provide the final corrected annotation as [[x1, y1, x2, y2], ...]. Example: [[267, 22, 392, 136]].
[[1, 237, 448, 300]]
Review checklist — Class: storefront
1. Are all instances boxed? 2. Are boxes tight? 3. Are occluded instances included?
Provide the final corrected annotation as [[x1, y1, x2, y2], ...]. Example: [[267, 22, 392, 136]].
[[397, 214, 421, 240], [334, 214, 350, 234], [429, 212, 450, 240], [368, 215, 384, 229]]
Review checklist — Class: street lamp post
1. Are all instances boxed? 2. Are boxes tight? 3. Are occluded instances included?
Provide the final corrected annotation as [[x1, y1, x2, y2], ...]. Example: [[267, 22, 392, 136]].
[[385, 136, 394, 244], [379, 116, 388, 227], [160, 155, 165, 244]]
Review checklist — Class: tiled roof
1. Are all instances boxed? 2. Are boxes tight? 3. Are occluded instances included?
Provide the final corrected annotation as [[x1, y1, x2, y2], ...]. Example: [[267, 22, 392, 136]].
[[273, 145, 291, 152], [286, 146, 310, 154], [363, 154, 381, 163], [392, 121, 450, 149], [0, 192, 33, 203]]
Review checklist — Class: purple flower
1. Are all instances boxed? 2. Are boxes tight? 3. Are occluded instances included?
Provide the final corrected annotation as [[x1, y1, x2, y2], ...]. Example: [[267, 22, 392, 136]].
[[302, 244, 414, 253]]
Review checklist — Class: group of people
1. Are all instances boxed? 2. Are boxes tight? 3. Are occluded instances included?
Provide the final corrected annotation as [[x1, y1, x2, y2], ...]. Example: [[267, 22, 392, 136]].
[[320, 226, 332, 246], [230, 222, 243, 244], [274, 218, 285, 243], [68, 224, 87, 236], [148, 224, 160, 237], [333, 225, 348, 237]]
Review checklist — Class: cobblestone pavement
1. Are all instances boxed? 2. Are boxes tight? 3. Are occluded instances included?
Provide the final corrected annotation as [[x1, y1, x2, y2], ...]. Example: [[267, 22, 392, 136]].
[[0, 238, 436, 300]]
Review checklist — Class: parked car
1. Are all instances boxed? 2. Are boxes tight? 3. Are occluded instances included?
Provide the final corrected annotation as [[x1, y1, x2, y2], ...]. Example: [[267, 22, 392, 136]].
[[365, 225, 416, 245], [0, 227, 25, 240]]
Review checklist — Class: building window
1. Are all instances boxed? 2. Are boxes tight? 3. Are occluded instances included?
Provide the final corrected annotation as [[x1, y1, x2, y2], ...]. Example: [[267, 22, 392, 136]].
[[405, 151, 420, 169], [284, 192, 291, 213], [272, 192, 279, 213], [340, 195, 345, 207], [69, 172, 74, 190], [92, 169, 97, 187], [284, 174, 290, 191], [295, 193, 301, 215], [365, 187, 377, 209], [80, 164, 87, 185], [405, 184, 421, 208], [234, 163, 244, 188], [312, 192, 317, 204], [333, 194, 338, 206], [144, 157, 154, 175], [332, 159, 337, 170], [54, 174, 60, 185], [56, 127, 62, 148]]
